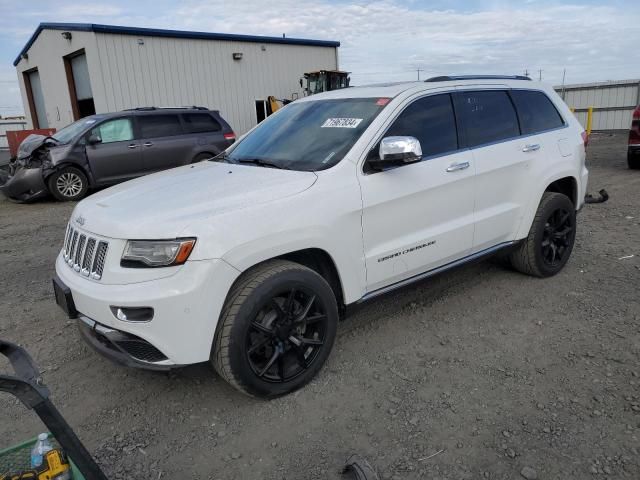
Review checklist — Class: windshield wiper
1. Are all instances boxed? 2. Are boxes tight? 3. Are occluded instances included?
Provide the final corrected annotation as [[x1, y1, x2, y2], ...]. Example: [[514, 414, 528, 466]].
[[236, 158, 285, 169], [210, 152, 231, 163]]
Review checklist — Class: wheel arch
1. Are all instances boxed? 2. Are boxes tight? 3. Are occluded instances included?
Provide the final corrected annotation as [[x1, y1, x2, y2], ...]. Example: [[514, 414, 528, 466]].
[[44, 162, 92, 184], [227, 247, 349, 315], [514, 173, 580, 240]]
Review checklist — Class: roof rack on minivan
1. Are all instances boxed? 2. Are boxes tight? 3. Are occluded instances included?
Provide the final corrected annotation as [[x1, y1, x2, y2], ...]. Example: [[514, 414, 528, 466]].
[[425, 75, 532, 82], [123, 106, 210, 111]]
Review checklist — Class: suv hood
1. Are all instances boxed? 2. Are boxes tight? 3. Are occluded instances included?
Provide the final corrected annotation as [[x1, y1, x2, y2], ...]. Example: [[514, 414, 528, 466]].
[[73, 161, 317, 239]]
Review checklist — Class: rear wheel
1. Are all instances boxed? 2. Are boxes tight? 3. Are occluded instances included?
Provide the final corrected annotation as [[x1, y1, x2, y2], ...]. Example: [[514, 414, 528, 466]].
[[212, 260, 338, 398], [628, 152, 640, 170], [509, 192, 576, 277], [47, 166, 88, 201]]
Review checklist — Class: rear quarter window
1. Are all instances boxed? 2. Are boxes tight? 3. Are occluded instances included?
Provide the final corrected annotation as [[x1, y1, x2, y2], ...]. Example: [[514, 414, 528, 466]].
[[182, 113, 222, 133], [453, 90, 520, 147], [510, 90, 565, 134]]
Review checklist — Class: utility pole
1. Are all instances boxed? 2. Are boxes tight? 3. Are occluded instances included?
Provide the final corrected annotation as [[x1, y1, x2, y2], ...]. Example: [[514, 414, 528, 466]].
[[524, 69, 529, 77], [560, 68, 567, 100], [538, 69, 542, 81], [416, 68, 423, 81]]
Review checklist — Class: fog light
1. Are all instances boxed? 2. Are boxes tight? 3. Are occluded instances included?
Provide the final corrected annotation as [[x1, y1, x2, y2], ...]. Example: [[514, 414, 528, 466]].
[[110, 306, 154, 322]]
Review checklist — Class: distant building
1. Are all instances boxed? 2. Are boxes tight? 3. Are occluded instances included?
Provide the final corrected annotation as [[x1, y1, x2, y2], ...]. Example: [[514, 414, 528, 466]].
[[556, 79, 640, 131], [14, 23, 340, 133]]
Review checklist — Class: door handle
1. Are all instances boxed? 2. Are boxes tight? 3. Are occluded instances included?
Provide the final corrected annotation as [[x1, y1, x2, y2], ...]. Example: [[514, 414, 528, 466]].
[[143, 142, 153, 147], [522, 143, 540, 152], [127, 144, 138, 149], [446, 161, 470, 172]]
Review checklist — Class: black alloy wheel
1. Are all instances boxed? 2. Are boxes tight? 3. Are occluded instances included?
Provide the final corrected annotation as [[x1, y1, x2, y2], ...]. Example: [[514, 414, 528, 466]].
[[246, 287, 328, 382], [541, 207, 574, 267], [212, 260, 338, 398]]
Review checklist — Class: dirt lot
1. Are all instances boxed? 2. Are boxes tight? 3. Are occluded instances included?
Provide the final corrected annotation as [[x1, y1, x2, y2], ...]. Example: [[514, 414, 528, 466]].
[[1, 133, 638, 480]]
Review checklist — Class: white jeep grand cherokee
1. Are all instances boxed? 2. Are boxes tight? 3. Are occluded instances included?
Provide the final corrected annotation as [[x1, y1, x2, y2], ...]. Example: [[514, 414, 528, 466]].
[[54, 75, 589, 398]]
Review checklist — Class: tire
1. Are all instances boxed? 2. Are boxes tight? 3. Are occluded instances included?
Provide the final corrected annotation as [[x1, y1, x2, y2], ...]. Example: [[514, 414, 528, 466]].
[[212, 259, 339, 398], [47, 166, 88, 201], [628, 152, 640, 170], [509, 192, 576, 278], [192, 152, 215, 163]]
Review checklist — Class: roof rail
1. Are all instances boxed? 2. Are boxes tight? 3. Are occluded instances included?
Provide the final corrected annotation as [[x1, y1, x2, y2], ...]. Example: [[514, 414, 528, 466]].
[[122, 106, 210, 111], [425, 75, 532, 82]]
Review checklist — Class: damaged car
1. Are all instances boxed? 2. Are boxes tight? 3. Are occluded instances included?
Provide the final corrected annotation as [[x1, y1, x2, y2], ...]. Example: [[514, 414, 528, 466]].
[[0, 107, 235, 202]]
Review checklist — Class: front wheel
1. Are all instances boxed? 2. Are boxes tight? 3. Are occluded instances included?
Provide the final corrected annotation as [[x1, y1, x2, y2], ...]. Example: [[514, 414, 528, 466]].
[[47, 166, 88, 201], [212, 260, 338, 398], [509, 192, 577, 277]]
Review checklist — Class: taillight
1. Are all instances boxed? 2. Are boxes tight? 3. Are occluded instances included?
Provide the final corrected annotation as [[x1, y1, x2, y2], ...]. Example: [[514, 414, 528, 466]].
[[581, 131, 589, 149], [630, 106, 640, 145], [224, 132, 236, 141]]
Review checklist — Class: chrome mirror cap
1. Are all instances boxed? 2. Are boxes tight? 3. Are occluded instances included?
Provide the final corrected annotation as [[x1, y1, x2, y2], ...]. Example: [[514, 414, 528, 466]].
[[379, 136, 422, 163]]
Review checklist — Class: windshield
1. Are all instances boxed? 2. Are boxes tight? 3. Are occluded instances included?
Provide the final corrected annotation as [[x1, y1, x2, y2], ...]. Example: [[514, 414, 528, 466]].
[[224, 98, 387, 171], [52, 117, 102, 144]]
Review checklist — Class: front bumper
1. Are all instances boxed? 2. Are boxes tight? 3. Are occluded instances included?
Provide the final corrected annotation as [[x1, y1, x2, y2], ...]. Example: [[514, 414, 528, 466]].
[[78, 315, 177, 370], [55, 252, 240, 366], [0, 166, 48, 202]]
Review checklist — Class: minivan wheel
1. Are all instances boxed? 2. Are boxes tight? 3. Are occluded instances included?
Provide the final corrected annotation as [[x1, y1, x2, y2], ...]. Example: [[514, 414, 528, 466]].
[[509, 192, 576, 277], [192, 152, 214, 163], [212, 260, 338, 398], [47, 167, 88, 201]]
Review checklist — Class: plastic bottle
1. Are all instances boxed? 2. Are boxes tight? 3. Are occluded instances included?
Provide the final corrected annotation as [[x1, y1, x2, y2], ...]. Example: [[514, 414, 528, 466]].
[[30, 432, 53, 468]]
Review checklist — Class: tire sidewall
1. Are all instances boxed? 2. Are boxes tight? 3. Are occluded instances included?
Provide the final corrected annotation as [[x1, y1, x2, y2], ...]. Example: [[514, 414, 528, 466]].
[[531, 194, 577, 276], [48, 167, 88, 201], [225, 268, 338, 398]]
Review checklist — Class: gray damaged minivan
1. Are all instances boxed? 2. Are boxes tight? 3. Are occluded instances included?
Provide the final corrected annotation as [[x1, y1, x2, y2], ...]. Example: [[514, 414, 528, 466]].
[[0, 107, 235, 202]]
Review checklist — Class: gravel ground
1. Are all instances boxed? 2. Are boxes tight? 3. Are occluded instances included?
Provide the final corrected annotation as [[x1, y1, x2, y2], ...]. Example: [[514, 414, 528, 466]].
[[1, 132, 638, 480]]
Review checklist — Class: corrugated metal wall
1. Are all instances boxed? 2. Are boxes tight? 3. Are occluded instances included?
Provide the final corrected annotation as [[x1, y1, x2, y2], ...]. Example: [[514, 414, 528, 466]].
[[15, 29, 101, 130], [15, 29, 337, 134], [92, 33, 337, 134], [556, 80, 640, 131]]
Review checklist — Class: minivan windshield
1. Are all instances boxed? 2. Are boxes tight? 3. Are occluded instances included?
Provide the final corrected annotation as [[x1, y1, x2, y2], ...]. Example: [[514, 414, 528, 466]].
[[224, 98, 388, 171], [53, 117, 103, 144]]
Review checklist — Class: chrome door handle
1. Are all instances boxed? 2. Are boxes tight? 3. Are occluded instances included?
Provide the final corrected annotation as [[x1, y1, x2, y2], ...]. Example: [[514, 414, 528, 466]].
[[522, 144, 540, 152], [127, 144, 138, 149], [143, 142, 153, 147], [446, 161, 470, 172]]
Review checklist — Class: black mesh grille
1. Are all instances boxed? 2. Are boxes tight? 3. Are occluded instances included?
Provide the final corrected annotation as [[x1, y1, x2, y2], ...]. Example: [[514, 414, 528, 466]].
[[82, 238, 96, 271], [115, 339, 168, 363]]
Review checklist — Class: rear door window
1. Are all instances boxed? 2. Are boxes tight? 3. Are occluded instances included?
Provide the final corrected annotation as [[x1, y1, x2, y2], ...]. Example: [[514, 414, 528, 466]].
[[453, 91, 520, 147], [385, 93, 458, 158], [182, 113, 222, 133], [510, 90, 565, 134], [138, 114, 183, 138]]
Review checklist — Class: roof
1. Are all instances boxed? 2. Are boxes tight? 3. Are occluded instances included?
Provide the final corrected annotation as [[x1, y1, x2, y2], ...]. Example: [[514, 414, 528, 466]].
[[300, 77, 548, 102], [554, 78, 640, 90], [14, 22, 340, 66]]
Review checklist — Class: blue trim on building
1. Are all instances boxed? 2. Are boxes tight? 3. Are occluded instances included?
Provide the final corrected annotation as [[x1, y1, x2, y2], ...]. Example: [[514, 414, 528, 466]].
[[14, 22, 341, 66]]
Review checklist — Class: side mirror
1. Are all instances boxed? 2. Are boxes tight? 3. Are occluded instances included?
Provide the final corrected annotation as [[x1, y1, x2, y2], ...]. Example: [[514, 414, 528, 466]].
[[87, 134, 101, 145], [368, 136, 422, 171]]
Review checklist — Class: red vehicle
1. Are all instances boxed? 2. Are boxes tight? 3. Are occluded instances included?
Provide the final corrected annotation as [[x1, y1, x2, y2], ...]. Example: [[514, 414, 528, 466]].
[[629, 104, 640, 169]]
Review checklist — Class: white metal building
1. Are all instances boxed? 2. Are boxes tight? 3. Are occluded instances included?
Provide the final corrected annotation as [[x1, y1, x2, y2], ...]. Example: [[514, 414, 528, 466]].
[[555, 79, 640, 131], [14, 23, 340, 134]]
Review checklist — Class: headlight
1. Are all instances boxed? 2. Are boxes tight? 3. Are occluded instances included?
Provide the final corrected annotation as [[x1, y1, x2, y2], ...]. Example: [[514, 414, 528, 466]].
[[121, 238, 196, 268]]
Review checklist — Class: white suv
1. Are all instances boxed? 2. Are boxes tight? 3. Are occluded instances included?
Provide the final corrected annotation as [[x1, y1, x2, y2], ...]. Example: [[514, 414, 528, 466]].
[[53, 75, 588, 398]]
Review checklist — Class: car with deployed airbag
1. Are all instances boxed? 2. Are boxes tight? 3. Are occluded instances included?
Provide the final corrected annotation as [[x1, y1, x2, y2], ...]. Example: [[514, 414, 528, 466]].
[[0, 107, 235, 202]]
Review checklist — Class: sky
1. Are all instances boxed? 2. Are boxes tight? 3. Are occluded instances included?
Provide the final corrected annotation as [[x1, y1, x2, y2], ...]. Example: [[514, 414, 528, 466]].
[[1, 0, 639, 117]]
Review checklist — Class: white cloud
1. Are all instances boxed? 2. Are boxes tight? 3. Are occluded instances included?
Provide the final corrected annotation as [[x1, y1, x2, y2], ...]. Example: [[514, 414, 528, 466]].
[[1, 0, 639, 116]]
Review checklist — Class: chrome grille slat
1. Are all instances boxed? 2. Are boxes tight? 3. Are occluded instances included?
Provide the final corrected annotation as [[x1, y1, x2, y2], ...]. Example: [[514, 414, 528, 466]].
[[61, 223, 109, 281], [81, 238, 96, 275]]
